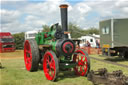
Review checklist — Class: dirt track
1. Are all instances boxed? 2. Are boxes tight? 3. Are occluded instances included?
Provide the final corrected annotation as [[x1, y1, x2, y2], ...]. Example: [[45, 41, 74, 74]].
[[0, 50, 23, 59], [90, 56, 128, 68], [0, 56, 23, 59]]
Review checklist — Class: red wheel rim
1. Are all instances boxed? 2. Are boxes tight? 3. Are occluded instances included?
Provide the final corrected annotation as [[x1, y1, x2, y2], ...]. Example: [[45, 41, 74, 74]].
[[73, 50, 88, 76], [43, 52, 56, 80], [24, 40, 32, 71]]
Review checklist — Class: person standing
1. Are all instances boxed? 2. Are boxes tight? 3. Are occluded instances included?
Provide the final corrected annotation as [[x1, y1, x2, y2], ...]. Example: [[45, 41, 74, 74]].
[[86, 41, 91, 54], [87, 41, 91, 47]]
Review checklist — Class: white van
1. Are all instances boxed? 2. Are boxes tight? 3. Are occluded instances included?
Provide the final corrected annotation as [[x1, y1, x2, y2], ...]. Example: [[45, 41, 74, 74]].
[[79, 36, 97, 47], [25, 31, 38, 40]]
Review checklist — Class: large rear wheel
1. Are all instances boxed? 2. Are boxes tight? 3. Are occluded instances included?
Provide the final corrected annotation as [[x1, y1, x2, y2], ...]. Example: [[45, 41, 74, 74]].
[[73, 49, 90, 76], [24, 39, 40, 71], [43, 51, 59, 81]]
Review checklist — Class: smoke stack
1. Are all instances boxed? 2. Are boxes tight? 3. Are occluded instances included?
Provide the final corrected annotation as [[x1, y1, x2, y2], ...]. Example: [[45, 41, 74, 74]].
[[60, 4, 68, 38]]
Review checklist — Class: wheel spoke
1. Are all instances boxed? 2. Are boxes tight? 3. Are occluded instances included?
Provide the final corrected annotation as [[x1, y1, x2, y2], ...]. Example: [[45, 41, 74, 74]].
[[80, 66, 83, 73], [50, 58, 55, 69], [50, 69, 54, 76], [84, 62, 87, 66], [83, 58, 87, 62], [81, 56, 84, 62], [47, 56, 50, 64], [47, 69, 50, 73], [27, 57, 30, 63], [84, 66, 87, 72], [77, 55, 79, 61]]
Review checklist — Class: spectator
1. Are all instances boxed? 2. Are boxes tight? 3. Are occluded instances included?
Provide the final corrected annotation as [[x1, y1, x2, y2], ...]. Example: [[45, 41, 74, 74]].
[[77, 40, 80, 48], [96, 40, 100, 48], [86, 41, 91, 47]]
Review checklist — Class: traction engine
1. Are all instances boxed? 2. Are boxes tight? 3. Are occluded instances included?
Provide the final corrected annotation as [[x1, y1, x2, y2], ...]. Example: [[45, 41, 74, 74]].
[[24, 4, 90, 81]]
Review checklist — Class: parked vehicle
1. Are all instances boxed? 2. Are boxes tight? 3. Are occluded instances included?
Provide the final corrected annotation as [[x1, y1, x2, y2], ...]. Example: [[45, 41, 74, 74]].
[[0, 32, 15, 53], [25, 30, 38, 40], [100, 18, 128, 59], [79, 35, 100, 48]]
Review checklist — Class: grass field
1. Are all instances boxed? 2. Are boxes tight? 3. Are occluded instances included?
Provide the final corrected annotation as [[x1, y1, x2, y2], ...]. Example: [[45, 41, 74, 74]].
[[0, 50, 128, 85]]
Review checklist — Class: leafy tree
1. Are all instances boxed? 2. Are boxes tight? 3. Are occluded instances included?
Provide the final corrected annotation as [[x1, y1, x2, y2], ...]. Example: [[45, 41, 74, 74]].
[[86, 27, 99, 34], [42, 23, 99, 38], [12, 32, 25, 49], [68, 23, 99, 38], [68, 23, 83, 38], [42, 25, 50, 32]]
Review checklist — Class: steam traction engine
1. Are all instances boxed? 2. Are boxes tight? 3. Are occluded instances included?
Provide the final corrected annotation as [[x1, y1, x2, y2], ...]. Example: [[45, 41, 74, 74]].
[[24, 4, 90, 81]]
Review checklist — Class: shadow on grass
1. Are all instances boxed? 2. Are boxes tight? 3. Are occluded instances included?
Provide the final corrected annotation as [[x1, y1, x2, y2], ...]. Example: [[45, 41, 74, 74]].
[[0, 63, 5, 69], [98, 55, 128, 62], [38, 64, 79, 81], [56, 70, 79, 81], [105, 57, 128, 62], [38, 64, 43, 70], [0, 67, 5, 69]]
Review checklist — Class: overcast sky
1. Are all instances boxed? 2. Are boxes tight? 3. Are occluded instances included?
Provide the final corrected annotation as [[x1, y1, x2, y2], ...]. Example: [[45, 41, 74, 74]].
[[0, 0, 128, 33]]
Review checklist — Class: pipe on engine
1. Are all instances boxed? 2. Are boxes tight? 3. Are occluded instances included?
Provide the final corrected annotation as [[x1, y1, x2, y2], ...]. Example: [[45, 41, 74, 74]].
[[60, 4, 68, 38]]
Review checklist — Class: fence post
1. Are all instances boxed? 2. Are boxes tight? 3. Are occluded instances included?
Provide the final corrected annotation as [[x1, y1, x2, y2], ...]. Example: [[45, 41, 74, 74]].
[[88, 47, 91, 55]]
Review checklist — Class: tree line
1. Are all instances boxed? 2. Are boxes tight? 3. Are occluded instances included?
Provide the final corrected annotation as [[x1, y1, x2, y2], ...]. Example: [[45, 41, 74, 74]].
[[42, 23, 99, 38], [12, 32, 25, 49], [13, 23, 99, 49]]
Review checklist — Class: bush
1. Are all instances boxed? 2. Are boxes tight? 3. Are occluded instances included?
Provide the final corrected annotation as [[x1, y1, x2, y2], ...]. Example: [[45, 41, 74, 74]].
[[12, 32, 25, 49]]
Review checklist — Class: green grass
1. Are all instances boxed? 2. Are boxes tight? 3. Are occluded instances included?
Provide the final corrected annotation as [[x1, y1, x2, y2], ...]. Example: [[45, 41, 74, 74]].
[[90, 54, 107, 59], [0, 51, 128, 85], [1, 58, 93, 85], [90, 54, 128, 66], [1, 57, 128, 85]]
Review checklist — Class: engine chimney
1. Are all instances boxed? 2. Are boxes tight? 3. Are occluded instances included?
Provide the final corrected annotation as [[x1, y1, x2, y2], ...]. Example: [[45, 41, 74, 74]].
[[60, 4, 68, 38]]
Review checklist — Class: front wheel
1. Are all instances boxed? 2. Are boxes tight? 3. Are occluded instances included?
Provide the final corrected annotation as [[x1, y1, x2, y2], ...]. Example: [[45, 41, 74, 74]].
[[73, 49, 90, 76], [43, 51, 59, 81]]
